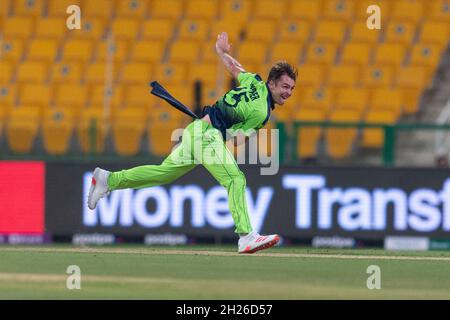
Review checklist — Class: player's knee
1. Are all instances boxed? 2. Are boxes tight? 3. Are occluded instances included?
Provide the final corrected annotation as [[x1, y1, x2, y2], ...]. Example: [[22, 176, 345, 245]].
[[227, 170, 246, 187], [237, 171, 246, 184]]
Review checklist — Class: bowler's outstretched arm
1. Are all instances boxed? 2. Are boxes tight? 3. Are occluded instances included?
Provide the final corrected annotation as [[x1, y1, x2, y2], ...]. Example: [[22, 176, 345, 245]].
[[215, 32, 245, 79]]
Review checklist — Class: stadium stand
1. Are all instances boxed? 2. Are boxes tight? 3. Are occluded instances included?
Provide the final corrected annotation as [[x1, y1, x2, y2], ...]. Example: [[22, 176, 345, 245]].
[[0, 0, 448, 161]]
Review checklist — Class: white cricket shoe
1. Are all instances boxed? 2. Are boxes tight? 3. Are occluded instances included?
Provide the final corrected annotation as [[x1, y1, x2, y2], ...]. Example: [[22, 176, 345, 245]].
[[238, 231, 280, 254], [87, 167, 111, 210]]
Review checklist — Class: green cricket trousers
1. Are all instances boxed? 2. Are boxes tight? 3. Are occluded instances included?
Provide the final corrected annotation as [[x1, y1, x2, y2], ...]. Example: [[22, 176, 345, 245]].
[[107, 119, 253, 234]]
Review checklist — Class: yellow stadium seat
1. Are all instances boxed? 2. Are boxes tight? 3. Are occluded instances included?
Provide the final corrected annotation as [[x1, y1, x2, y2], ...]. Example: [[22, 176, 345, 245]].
[[299, 86, 334, 113], [409, 43, 444, 82], [279, 20, 311, 42], [399, 87, 423, 115], [84, 63, 117, 85], [314, 19, 348, 44], [427, 0, 450, 22], [349, 20, 381, 43], [83, 63, 107, 84], [384, 21, 417, 45], [394, 66, 431, 114], [189, 63, 220, 86], [168, 40, 201, 64], [2, 17, 34, 38], [47, 0, 80, 16], [55, 84, 88, 108], [355, 0, 391, 20], [210, 19, 243, 44], [297, 64, 326, 87], [325, 109, 361, 159], [294, 108, 327, 159], [26, 39, 58, 62], [77, 107, 108, 154], [238, 41, 268, 65], [370, 88, 403, 118], [129, 40, 165, 64], [62, 39, 94, 62], [162, 84, 195, 109], [272, 103, 295, 123], [270, 41, 303, 65], [323, 0, 356, 20], [123, 85, 152, 108], [245, 20, 276, 44], [112, 107, 147, 156], [42, 108, 75, 155], [394, 66, 428, 90], [335, 88, 370, 113], [253, 63, 269, 79], [361, 109, 397, 148], [244, 64, 265, 78], [70, 18, 107, 40], [392, 0, 424, 22], [35, 17, 67, 39], [0, 86, 17, 107], [83, 0, 115, 18], [253, 0, 286, 21], [16, 61, 48, 83], [201, 83, 225, 105], [305, 42, 338, 65], [147, 110, 184, 157], [373, 43, 407, 66], [141, 18, 176, 41], [116, 0, 149, 18], [341, 42, 372, 65], [200, 39, 224, 63], [0, 106, 4, 138], [410, 43, 444, 68], [185, 0, 218, 20], [150, 0, 183, 20], [112, 104, 149, 120], [95, 40, 129, 62], [50, 62, 84, 83], [119, 63, 153, 84], [220, 0, 252, 27], [178, 19, 210, 41], [361, 65, 394, 88], [419, 21, 449, 47], [154, 63, 188, 86], [327, 64, 360, 87], [12, 0, 44, 16], [0, 62, 14, 84], [0, 0, 11, 17], [1, 38, 25, 62], [150, 103, 185, 123], [89, 85, 124, 108], [6, 106, 40, 154], [288, 0, 322, 21], [19, 84, 51, 108], [110, 18, 141, 41]]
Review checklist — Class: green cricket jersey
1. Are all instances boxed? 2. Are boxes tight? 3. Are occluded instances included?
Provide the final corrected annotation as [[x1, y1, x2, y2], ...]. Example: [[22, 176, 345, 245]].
[[202, 72, 275, 140]]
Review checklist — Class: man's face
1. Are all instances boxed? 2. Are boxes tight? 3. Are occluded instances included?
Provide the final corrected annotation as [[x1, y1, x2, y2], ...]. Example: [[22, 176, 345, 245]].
[[268, 74, 296, 105]]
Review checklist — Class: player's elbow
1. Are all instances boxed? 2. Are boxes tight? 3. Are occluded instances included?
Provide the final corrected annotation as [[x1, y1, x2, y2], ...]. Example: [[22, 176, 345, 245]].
[[230, 65, 245, 79]]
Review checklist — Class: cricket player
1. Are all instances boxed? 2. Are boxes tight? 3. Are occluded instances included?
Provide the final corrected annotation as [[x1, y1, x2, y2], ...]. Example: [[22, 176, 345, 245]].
[[88, 32, 297, 254]]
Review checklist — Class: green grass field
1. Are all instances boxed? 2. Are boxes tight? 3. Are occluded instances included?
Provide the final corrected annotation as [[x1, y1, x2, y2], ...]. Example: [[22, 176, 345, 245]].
[[1, 245, 450, 299]]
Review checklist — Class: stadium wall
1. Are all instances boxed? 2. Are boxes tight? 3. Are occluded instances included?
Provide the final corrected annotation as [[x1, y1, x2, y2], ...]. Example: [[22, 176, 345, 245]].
[[1, 161, 450, 246]]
